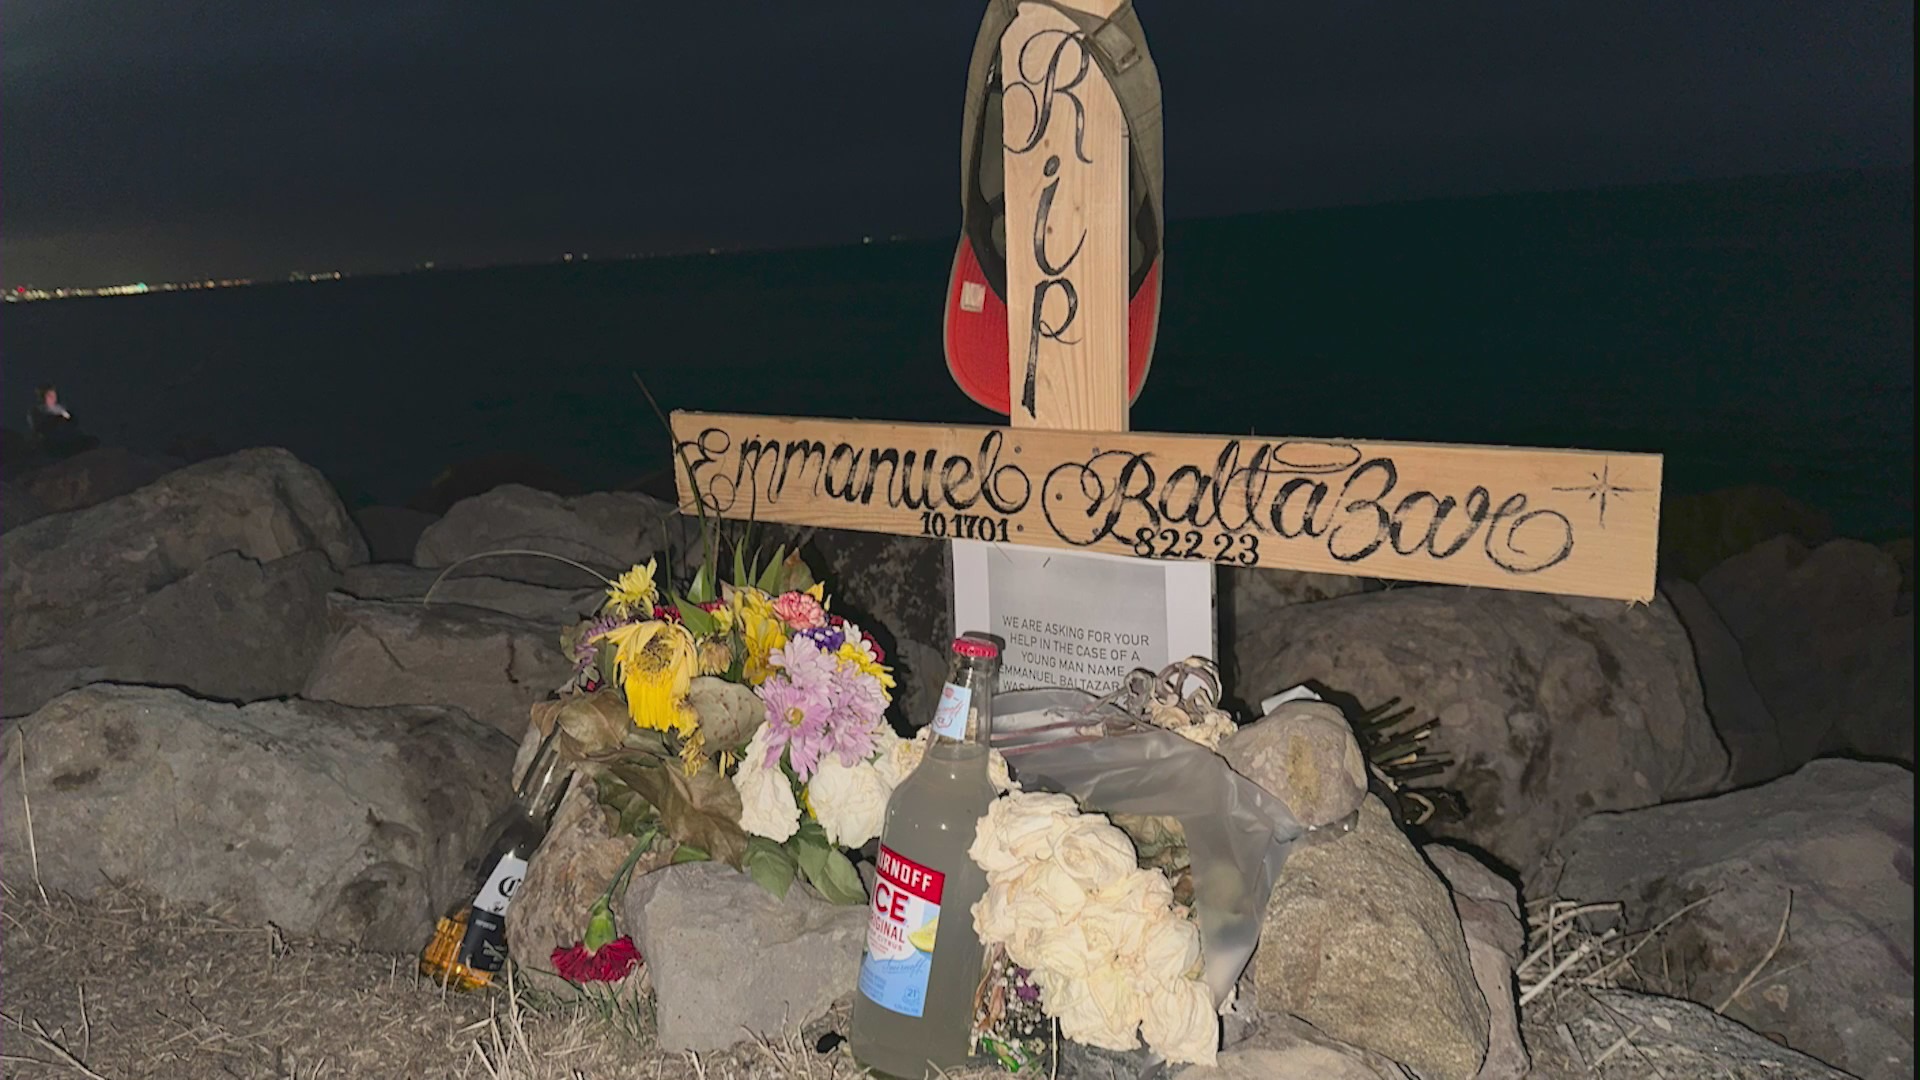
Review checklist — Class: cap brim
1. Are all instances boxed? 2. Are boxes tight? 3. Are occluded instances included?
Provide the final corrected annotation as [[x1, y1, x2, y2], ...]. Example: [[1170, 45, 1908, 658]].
[[944, 236, 1161, 417]]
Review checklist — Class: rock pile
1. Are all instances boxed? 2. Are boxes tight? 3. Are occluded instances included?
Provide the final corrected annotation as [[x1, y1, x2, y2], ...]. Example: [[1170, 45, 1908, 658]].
[[1, 447, 1908, 1079]]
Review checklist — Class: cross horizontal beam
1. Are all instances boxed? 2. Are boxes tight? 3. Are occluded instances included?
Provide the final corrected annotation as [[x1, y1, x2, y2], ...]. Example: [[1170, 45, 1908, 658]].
[[670, 411, 1661, 603]]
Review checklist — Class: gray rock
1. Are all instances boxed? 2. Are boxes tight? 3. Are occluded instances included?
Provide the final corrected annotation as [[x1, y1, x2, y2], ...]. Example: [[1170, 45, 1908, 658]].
[[1699, 536, 1914, 765], [20, 445, 179, 515], [1252, 796, 1489, 1080], [2, 549, 340, 718], [1424, 846, 1529, 1080], [1530, 988, 1856, 1079], [1235, 587, 1728, 878], [2, 447, 366, 653], [303, 594, 575, 739], [1547, 759, 1913, 1080], [338, 563, 601, 625], [1218, 566, 1373, 696], [0, 685, 516, 952], [1220, 699, 1369, 829], [1173, 1014, 1413, 1080], [1662, 578, 1788, 785], [2, 478, 51, 532], [351, 505, 441, 563], [414, 485, 693, 587], [1057, 1041, 1172, 1080], [621, 862, 867, 1052]]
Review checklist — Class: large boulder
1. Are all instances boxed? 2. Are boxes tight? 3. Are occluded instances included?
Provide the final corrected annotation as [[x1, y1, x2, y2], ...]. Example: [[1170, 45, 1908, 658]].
[[338, 563, 601, 625], [1218, 567, 1373, 698], [2, 550, 339, 718], [303, 595, 575, 739], [622, 862, 867, 1052], [1252, 796, 1489, 1080], [1699, 536, 1914, 765], [19, 445, 179, 515], [1661, 579, 1788, 786], [2, 446, 366, 652], [1171, 1014, 1411, 1080], [1220, 698, 1369, 829], [0, 685, 517, 952], [1546, 759, 1913, 1079], [413, 485, 692, 587], [1424, 846, 1529, 1080], [2, 478, 51, 532], [1533, 989, 1857, 1079], [1236, 588, 1728, 877]]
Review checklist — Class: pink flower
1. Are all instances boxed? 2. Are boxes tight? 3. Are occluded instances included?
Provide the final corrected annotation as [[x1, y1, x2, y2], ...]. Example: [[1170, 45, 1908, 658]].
[[552, 936, 640, 983], [824, 665, 889, 766], [760, 670, 834, 779], [773, 590, 828, 630]]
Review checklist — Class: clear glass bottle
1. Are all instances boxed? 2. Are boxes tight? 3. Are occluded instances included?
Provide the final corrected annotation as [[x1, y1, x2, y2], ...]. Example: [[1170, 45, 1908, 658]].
[[419, 725, 573, 990], [851, 633, 1002, 1078]]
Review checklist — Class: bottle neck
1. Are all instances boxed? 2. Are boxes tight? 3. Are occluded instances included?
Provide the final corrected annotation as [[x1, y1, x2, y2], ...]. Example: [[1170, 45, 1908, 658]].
[[932, 654, 999, 748], [514, 726, 574, 825]]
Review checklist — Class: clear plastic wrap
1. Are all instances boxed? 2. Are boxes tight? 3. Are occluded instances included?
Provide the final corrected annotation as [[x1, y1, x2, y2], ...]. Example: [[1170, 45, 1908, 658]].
[[991, 688, 1306, 1006]]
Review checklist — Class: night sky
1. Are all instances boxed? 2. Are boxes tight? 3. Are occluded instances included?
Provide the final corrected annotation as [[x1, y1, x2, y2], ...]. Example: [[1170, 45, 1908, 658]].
[[5, 1, 1912, 287]]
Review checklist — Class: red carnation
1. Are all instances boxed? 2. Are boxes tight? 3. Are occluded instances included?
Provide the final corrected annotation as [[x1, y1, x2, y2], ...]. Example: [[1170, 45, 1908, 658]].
[[862, 633, 886, 664], [652, 604, 682, 623], [552, 936, 641, 984]]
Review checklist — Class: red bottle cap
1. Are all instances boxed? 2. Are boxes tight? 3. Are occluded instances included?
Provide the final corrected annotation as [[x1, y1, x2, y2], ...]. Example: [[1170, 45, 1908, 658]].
[[951, 636, 1000, 659]]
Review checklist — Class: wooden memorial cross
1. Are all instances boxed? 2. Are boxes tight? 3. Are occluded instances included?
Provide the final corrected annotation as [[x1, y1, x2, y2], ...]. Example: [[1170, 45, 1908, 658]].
[[672, 2, 1662, 609]]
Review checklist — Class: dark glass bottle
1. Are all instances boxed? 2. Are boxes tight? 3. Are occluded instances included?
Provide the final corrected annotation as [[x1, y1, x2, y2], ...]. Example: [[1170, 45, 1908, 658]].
[[419, 726, 573, 990]]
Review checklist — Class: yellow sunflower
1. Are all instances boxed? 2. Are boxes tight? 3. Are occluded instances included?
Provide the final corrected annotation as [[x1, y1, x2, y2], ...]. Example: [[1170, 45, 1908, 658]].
[[592, 619, 698, 736]]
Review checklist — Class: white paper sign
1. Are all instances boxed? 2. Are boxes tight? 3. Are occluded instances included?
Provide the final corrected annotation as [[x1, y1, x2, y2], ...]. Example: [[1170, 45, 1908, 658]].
[[950, 540, 1216, 695]]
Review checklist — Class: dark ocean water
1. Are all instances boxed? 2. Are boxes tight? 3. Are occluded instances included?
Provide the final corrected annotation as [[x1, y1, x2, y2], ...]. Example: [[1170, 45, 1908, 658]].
[[4, 168, 1913, 538]]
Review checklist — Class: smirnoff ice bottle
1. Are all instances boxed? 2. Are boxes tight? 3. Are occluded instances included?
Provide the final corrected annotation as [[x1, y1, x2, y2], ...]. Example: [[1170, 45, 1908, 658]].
[[850, 634, 1002, 1078]]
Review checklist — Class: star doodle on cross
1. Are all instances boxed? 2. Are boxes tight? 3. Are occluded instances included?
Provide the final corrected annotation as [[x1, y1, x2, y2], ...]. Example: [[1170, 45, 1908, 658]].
[[1554, 459, 1641, 528]]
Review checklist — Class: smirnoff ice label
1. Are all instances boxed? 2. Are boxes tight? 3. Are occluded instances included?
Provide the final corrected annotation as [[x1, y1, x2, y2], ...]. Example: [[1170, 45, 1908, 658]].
[[858, 844, 946, 1017]]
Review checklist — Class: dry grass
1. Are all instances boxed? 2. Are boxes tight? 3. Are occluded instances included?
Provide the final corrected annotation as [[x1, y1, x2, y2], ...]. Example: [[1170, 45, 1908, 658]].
[[0, 880, 964, 1080]]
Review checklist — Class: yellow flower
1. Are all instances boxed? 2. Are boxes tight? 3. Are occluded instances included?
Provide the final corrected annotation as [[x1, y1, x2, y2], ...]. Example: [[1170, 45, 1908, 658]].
[[835, 638, 896, 702], [604, 560, 659, 616], [732, 588, 788, 686], [593, 620, 698, 736]]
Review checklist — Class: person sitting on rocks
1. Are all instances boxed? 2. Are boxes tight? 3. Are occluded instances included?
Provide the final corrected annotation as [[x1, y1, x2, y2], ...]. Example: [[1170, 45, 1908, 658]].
[[29, 384, 97, 458]]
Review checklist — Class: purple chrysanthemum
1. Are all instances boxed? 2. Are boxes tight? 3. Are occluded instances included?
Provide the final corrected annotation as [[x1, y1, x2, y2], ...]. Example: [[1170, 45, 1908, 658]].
[[759, 672, 834, 780]]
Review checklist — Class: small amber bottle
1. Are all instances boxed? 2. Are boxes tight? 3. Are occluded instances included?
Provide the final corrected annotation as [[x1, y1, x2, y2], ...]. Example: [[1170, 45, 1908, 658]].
[[420, 726, 572, 990]]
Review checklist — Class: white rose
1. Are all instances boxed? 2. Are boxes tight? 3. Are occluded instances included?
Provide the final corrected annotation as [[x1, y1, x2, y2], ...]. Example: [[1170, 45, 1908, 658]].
[[1047, 971, 1141, 1052], [870, 728, 915, 788], [972, 879, 1020, 945], [1092, 868, 1175, 919], [1022, 861, 1090, 922], [1139, 910, 1203, 984], [1053, 817, 1140, 890], [1139, 977, 1218, 1066], [805, 757, 891, 849], [1079, 890, 1152, 959], [1029, 921, 1103, 979], [733, 726, 800, 843]]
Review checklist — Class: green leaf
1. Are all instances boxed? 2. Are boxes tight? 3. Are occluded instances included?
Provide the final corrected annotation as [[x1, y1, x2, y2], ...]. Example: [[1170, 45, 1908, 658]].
[[609, 760, 751, 870], [670, 844, 710, 864], [674, 597, 719, 637], [732, 540, 750, 591], [794, 832, 831, 891], [777, 549, 816, 594], [688, 564, 714, 604], [812, 849, 867, 906], [755, 545, 787, 594], [744, 837, 798, 900]]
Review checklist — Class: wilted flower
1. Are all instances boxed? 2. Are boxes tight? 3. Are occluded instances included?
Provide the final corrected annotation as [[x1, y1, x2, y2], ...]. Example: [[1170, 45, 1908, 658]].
[[552, 936, 640, 984], [604, 560, 659, 616], [593, 620, 698, 736]]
